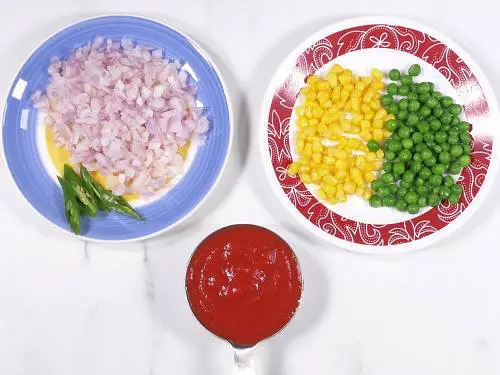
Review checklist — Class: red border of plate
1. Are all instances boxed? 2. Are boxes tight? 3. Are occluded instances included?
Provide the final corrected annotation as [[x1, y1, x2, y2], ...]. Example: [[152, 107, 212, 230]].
[[265, 20, 497, 249]]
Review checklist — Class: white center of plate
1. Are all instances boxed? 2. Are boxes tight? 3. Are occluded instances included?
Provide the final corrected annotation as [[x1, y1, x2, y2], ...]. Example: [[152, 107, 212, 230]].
[[289, 48, 460, 225]]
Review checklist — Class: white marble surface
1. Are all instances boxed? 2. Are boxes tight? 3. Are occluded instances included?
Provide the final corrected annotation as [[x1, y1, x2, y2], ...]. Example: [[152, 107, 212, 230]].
[[2, 1, 500, 374]]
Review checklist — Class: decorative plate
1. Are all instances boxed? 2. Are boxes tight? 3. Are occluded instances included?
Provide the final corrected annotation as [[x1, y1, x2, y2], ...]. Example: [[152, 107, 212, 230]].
[[2, 15, 233, 242], [261, 17, 499, 253]]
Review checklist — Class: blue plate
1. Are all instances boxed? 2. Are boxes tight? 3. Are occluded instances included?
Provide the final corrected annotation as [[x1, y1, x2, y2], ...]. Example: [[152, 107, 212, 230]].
[[2, 15, 233, 241]]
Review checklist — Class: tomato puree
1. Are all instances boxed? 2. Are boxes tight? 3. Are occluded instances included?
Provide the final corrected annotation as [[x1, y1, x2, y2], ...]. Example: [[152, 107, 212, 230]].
[[185, 225, 303, 347]]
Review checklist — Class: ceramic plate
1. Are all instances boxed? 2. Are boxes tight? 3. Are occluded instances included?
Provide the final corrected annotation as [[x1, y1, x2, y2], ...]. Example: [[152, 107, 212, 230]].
[[261, 17, 499, 253], [2, 15, 233, 242]]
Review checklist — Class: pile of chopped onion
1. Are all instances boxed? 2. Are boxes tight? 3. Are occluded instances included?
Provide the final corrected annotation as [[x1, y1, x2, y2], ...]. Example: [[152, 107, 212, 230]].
[[32, 36, 209, 196]]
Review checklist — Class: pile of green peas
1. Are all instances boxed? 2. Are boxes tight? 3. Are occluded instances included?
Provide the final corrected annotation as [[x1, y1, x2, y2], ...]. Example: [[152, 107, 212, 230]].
[[368, 64, 472, 214]]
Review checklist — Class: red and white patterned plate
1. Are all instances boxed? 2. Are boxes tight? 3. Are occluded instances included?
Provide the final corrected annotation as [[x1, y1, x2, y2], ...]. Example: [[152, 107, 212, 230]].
[[261, 17, 500, 253]]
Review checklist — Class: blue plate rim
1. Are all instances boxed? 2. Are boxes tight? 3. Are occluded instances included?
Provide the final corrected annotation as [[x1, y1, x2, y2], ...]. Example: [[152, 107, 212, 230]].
[[1, 14, 234, 243]]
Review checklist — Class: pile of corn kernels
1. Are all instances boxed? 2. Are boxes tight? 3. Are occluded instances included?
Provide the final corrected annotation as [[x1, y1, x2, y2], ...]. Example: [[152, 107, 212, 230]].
[[287, 65, 394, 204]]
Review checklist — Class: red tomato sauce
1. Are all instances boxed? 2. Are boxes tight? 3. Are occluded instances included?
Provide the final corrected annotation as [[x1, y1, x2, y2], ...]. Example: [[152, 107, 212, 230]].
[[185, 225, 303, 347]]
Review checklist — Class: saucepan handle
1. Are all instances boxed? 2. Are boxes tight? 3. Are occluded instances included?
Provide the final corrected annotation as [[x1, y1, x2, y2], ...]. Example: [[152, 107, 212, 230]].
[[232, 347, 257, 375]]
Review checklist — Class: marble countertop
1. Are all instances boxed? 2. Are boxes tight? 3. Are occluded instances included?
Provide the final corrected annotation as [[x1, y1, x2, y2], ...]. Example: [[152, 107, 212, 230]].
[[2, 1, 500, 374]]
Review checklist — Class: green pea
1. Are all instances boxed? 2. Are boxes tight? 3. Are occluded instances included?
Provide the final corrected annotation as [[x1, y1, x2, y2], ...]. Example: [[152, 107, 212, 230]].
[[387, 83, 398, 95], [458, 121, 470, 132], [389, 184, 399, 194], [424, 132, 434, 144], [451, 116, 460, 126], [382, 196, 396, 207], [442, 144, 450, 152], [407, 92, 418, 101], [428, 194, 440, 207], [432, 186, 441, 195], [367, 139, 380, 152], [450, 104, 463, 115], [439, 151, 451, 164], [420, 82, 431, 93], [369, 195, 382, 208], [389, 69, 401, 81], [449, 162, 462, 175], [402, 171, 415, 184], [399, 149, 412, 162], [385, 150, 396, 161], [415, 177, 425, 187], [397, 186, 409, 198], [443, 175, 454, 187], [448, 193, 460, 205], [433, 107, 444, 117], [428, 82, 435, 92], [420, 149, 433, 160], [463, 144, 471, 155], [419, 167, 432, 180], [447, 133, 459, 145], [396, 199, 408, 212], [381, 173, 395, 184], [408, 64, 421, 76], [410, 161, 423, 173], [418, 196, 428, 208], [378, 186, 391, 197], [383, 163, 393, 174], [405, 191, 418, 204], [401, 139, 414, 150], [426, 97, 440, 108], [400, 181, 412, 189], [433, 145, 443, 154], [397, 110, 408, 121], [433, 164, 446, 175], [398, 85, 410, 96], [432, 91, 442, 98], [398, 126, 411, 138], [385, 119, 398, 132], [440, 186, 451, 199], [371, 180, 382, 192], [393, 161, 405, 175], [419, 92, 431, 102], [412, 132, 423, 144], [387, 139, 402, 153], [441, 112, 453, 125], [407, 204, 420, 214], [413, 152, 422, 162], [459, 155, 471, 167], [424, 156, 437, 167], [441, 96, 454, 107], [401, 75, 413, 85], [430, 119, 441, 131], [450, 184, 463, 196], [408, 100, 420, 112], [459, 133, 471, 145], [449, 127, 459, 135], [415, 143, 426, 152], [387, 103, 399, 114], [416, 121, 430, 133], [419, 106, 432, 118], [441, 124, 451, 132], [450, 144, 463, 158], [429, 175, 443, 187], [398, 98, 409, 110], [382, 95, 393, 106], [416, 185, 428, 196], [434, 131, 446, 144]]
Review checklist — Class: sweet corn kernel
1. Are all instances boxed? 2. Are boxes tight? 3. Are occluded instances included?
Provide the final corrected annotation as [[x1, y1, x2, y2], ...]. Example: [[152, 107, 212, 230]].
[[300, 173, 312, 184], [371, 68, 384, 80], [364, 172, 376, 182], [376, 149, 384, 159], [372, 129, 384, 142], [287, 163, 299, 176]]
